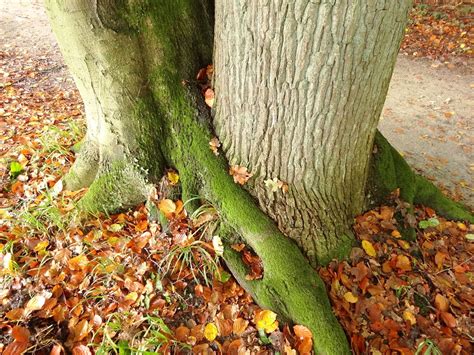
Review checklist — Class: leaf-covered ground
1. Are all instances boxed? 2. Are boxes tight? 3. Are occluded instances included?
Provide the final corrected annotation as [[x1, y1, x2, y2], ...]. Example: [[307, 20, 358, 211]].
[[402, 4, 473, 61], [1, 3, 473, 355]]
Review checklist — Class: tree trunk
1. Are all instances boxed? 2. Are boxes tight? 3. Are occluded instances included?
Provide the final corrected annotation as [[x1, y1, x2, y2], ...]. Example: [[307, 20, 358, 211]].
[[46, 0, 167, 212], [45, 0, 472, 353], [214, 0, 412, 265]]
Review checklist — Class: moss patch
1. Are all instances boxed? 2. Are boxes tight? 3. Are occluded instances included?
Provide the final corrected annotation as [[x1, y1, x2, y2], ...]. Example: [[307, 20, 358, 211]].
[[79, 161, 149, 213], [368, 131, 473, 223]]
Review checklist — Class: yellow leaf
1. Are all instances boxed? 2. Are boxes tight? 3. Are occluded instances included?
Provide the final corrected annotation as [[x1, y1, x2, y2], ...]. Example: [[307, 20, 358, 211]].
[[398, 240, 410, 250], [361, 240, 376, 257], [167, 171, 179, 185], [403, 310, 416, 325], [254, 309, 279, 333], [204, 322, 218, 341], [34, 240, 49, 252], [125, 292, 138, 303], [158, 199, 176, 217], [343, 292, 358, 303]]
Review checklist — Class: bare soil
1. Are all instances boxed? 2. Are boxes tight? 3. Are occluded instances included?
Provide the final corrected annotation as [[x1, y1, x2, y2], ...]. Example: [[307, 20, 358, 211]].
[[1, 0, 472, 207]]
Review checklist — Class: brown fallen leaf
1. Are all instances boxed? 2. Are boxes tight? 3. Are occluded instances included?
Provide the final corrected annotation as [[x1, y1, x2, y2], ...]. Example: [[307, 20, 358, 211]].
[[229, 165, 253, 185]]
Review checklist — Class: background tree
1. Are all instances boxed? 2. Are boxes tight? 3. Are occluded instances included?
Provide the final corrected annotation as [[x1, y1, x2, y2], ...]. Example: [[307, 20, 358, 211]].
[[45, 0, 472, 353]]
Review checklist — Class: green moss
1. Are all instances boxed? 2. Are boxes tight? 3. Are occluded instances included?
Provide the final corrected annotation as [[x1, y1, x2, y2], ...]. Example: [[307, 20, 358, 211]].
[[368, 131, 473, 223], [79, 161, 148, 213], [129, 96, 166, 181], [110, 2, 351, 351]]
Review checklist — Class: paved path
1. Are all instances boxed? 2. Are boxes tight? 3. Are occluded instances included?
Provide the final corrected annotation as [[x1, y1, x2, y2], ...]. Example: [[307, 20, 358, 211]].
[[1, 0, 472, 207]]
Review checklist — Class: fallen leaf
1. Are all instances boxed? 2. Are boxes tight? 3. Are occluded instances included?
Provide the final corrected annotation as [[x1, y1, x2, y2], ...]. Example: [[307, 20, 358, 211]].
[[254, 309, 279, 333], [344, 292, 359, 303], [204, 322, 218, 341], [158, 199, 176, 218], [167, 171, 179, 185], [362, 240, 376, 257], [25, 294, 46, 312], [440, 312, 457, 328], [4, 341, 29, 355], [233, 318, 249, 336], [72, 344, 92, 355], [395, 255, 411, 272], [229, 165, 253, 185], [12, 326, 30, 342], [209, 137, 221, 156], [68, 254, 89, 271], [204, 88, 214, 108], [212, 235, 224, 256], [434, 294, 449, 312], [403, 310, 416, 325]]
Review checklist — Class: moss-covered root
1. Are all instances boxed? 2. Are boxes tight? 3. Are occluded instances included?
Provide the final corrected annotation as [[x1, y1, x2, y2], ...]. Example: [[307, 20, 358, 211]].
[[63, 140, 99, 190], [369, 131, 473, 223], [78, 161, 151, 214], [224, 246, 349, 354]]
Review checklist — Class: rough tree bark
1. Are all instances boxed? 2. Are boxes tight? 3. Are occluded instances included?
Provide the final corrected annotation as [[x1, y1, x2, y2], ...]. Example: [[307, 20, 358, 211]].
[[45, 0, 473, 353], [214, 1, 411, 264]]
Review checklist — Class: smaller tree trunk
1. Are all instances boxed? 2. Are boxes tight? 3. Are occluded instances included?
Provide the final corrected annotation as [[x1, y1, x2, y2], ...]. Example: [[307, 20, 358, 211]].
[[45, 0, 165, 212]]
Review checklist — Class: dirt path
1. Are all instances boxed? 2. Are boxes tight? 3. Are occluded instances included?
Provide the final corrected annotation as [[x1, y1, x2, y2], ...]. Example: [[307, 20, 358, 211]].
[[1, 0, 472, 207]]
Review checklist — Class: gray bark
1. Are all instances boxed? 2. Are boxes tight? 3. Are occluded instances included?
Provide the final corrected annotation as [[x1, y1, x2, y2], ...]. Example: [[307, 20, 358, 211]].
[[214, 0, 412, 264], [45, 0, 164, 211]]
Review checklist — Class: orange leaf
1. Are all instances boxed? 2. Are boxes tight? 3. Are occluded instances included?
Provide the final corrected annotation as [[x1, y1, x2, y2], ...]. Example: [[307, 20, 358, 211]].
[[434, 251, 447, 269], [294, 324, 312, 339], [297, 337, 313, 354], [12, 326, 30, 342], [232, 318, 249, 336], [68, 255, 89, 271], [209, 137, 221, 156], [434, 294, 449, 312], [395, 255, 411, 272], [175, 325, 190, 342], [158, 199, 176, 218], [440, 312, 456, 328], [6, 308, 26, 320], [73, 319, 90, 341], [4, 341, 28, 355], [50, 344, 64, 355]]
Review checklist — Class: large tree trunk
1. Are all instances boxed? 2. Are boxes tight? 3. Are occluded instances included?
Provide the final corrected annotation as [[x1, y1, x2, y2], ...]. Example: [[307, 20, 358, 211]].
[[45, 0, 472, 353], [214, 1, 412, 265]]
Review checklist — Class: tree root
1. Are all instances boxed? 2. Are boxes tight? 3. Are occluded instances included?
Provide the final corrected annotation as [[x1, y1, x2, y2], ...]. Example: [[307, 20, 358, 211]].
[[78, 161, 151, 214], [63, 140, 99, 190], [368, 130, 473, 223]]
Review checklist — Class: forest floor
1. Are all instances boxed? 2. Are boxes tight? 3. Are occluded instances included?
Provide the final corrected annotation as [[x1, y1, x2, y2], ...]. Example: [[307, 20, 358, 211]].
[[0, 1, 473, 354]]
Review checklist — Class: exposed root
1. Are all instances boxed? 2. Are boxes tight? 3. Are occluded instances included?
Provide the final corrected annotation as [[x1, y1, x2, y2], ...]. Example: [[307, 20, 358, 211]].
[[368, 131, 473, 223], [63, 140, 99, 190], [78, 161, 151, 214]]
